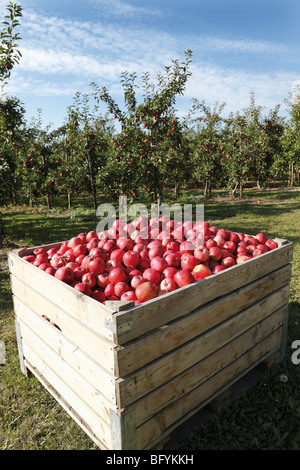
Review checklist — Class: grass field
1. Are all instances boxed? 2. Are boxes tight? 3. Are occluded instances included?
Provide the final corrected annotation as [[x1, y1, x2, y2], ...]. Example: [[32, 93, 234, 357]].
[[1, 186, 300, 450]]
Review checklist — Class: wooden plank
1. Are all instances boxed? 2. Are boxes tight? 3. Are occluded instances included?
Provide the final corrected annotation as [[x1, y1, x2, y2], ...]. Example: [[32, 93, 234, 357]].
[[124, 310, 283, 428], [8, 250, 117, 341], [136, 329, 281, 449], [23, 357, 112, 450], [13, 293, 118, 376], [116, 288, 289, 407], [115, 265, 292, 377], [13, 301, 117, 403], [19, 317, 117, 421], [11, 274, 119, 374], [111, 241, 293, 343]]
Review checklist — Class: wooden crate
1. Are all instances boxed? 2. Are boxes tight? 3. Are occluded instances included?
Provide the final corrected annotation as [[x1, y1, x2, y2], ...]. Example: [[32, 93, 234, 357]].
[[8, 237, 293, 450]]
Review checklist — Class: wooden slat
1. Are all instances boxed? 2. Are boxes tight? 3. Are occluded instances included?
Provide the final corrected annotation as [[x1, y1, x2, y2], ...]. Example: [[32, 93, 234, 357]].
[[115, 264, 292, 377], [13, 293, 118, 376], [110, 241, 293, 343], [116, 287, 289, 407], [19, 317, 116, 423], [13, 299, 117, 403], [8, 249, 116, 341], [21, 347, 113, 450], [124, 309, 283, 428], [136, 328, 282, 449]]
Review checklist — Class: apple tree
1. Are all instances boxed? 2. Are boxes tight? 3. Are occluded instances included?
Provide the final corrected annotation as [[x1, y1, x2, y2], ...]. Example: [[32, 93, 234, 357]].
[[57, 92, 114, 211], [92, 50, 193, 205], [0, 1, 22, 89], [280, 87, 300, 186], [190, 100, 227, 197]]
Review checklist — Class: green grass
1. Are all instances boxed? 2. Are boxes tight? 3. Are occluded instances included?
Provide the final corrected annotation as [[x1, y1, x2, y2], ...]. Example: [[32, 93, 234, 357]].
[[0, 187, 300, 450]]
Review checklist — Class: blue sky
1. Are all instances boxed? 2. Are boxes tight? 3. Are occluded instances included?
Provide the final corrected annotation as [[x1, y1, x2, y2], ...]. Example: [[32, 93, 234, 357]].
[[1, 0, 300, 129]]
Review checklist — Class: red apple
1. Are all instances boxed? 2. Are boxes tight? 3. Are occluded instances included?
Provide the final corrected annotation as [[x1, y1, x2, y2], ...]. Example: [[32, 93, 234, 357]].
[[38, 262, 51, 271], [33, 248, 47, 256], [117, 237, 135, 251], [222, 241, 236, 254], [192, 264, 212, 281], [135, 281, 158, 302], [256, 244, 268, 253], [148, 245, 164, 259], [143, 267, 161, 285], [131, 274, 145, 289], [90, 247, 108, 261], [179, 240, 195, 254], [209, 246, 222, 261], [255, 232, 267, 244], [114, 281, 130, 298], [121, 290, 137, 302], [86, 231, 97, 242], [221, 257, 236, 268], [252, 248, 265, 257], [97, 271, 110, 288], [73, 243, 88, 257], [127, 268, 142, 279], [194, 245, 209, 262], [91, 290, 106, 303], [106, 259, 122, 272], [228, 232, 240, 244], [46, 247, 58, 258], [74, 282, 92, 296], [150, 256, 168, 273], [265, 239, 278, 250], [246, 244, 256, 255], [82, 272, 97, 287], [74, 266, 87, 281], [50, 256, 66, 269], [206, 238, 217, 249], [67, 236, 84, 249], [236, 255, 252, 264], [137, 257, 151, 272], [174, 269, 195, 287], [214, 235, 225, 247], [88, 257, 105, 275], [213, 265, 226, 274], [162, 266, 178, 279], [103, 239, 117, 253], [180, 253, 199, 271], [104, 283, 115, 297], [55, 266, 74, 284], [23, 255, 36, 263], [160, 277, 177, 293], [164, 251, 181, 268], [123, 250, 140, 267], [216, 228, 228, 240], [108, 267, 128, 284]]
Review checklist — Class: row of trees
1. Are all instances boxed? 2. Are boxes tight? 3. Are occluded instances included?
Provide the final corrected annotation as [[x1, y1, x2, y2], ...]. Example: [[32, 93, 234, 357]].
[[1, 4, 300, 217]]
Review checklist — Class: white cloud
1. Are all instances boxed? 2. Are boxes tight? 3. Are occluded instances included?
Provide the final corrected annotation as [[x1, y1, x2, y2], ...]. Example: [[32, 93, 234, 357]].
[[3, 0, 298, 127], [86, 0, 163, 18]]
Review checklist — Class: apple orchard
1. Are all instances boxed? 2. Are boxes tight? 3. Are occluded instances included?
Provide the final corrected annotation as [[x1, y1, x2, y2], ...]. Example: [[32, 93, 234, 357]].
[[1, 45, 300, 211]]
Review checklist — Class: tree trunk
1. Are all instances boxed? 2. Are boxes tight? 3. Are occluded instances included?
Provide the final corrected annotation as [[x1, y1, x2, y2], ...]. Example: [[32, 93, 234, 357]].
[[46, 194, 51, 210], [231, 181, 238, 198], [68, 192, 72, 211], [204, 179, 211, 198], [289, 162, 294, 187], [239, 182, 243, 198], [174, 181, 180, 199]]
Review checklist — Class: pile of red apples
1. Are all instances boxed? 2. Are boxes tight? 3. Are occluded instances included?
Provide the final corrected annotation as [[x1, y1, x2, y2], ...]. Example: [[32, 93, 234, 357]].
[[22, 217, 278, 305]]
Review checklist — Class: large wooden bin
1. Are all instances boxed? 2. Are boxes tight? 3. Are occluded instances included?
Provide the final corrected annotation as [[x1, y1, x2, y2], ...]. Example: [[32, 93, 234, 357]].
[[8, 237, 293, 450]]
